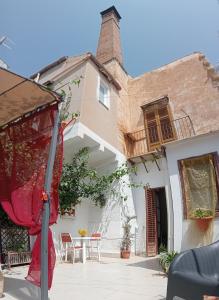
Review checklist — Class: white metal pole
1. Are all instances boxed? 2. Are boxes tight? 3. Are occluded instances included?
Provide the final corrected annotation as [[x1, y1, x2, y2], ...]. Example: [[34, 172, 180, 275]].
[[41, 110, 60, 300]]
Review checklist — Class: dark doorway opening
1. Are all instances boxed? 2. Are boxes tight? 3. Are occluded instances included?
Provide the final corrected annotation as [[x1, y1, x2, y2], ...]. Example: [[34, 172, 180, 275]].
[[154, 188, 168, 252]]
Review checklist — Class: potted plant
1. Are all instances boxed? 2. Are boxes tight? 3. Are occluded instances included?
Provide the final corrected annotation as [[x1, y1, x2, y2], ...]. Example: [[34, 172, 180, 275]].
[[191, 208, 213, 231], [120, 216, 136, 259], [159, 250, 178, 274], [78, 229, 88, 237]]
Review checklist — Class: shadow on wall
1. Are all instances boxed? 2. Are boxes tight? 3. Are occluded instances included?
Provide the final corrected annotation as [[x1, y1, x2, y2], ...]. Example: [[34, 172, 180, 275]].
[[127, 257, 162, 272], [96, 192, 122, 236], [181, 220, 214, 251], [4, 277, 43, 300], [96, 181, 135, 237]]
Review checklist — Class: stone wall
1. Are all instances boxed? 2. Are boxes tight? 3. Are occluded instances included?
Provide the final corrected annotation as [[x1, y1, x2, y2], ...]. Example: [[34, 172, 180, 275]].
[[127, 53, 219, 136]]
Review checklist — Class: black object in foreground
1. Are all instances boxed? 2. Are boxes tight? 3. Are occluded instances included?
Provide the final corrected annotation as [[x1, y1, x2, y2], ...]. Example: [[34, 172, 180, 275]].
[[166, 240, 219, 300]]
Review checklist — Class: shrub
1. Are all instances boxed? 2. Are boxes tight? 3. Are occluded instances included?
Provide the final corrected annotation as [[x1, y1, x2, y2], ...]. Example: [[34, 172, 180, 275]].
[[159, 250, 178, 273]]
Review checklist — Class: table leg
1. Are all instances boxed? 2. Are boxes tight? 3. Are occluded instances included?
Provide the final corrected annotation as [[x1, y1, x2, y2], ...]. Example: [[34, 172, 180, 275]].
[[82, 240, 86, 264]]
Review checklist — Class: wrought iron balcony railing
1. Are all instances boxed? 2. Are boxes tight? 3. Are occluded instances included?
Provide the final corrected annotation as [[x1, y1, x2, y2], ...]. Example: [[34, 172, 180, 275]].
[[125, 116, 195, 158]]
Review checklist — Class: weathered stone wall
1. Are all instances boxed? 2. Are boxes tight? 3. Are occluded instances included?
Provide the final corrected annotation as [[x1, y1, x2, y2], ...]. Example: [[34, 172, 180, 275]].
[[127, 53, 219, 136]]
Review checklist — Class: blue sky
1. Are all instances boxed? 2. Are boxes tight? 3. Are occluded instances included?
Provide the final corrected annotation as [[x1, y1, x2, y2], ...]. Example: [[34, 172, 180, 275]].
[[1, 0, 219, 77]]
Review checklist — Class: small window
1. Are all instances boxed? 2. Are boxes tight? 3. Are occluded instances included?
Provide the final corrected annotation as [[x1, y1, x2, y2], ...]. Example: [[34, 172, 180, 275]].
[[98, 79, 110, 109]]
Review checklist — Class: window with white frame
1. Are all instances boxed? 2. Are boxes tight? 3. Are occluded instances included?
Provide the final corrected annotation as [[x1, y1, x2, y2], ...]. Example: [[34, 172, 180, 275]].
[[98, 77, 110, 109]]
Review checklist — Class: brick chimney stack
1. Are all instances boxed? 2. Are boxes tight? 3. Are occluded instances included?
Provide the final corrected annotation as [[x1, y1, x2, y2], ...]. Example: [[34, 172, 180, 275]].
[[96, 6, 123, 66]]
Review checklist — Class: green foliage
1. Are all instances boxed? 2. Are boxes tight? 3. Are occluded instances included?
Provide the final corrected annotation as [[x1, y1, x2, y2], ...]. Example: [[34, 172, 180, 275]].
[[58, 75, 83, 121], [7, 241, 26, 252], [158, 243, 167, 254], [59, 147, 137, 212], [121, 216, 136, 250], [192, 208, 213, 219], [70, 75, 83, 87], [159, 250, 178, 273]]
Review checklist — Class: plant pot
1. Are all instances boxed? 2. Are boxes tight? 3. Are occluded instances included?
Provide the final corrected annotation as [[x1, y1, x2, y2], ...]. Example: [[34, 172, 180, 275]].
[[192, 217, 213, 231], [120, 249, 130, 259]]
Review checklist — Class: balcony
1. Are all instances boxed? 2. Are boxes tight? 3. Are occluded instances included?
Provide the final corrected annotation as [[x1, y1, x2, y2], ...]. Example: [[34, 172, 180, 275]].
[[125, 116, 195, 158]]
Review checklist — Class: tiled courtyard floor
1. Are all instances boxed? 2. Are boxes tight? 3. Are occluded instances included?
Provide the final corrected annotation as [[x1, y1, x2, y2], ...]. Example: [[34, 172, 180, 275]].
[[3, 256, 167, 300]]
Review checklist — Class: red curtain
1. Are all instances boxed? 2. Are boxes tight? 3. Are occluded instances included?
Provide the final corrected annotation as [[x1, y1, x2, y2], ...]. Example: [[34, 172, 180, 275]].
[[0, 104, 63, 289]]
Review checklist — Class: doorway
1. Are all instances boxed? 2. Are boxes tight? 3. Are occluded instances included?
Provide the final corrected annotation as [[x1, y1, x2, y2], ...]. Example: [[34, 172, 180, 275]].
[[146, 187, 168, 256]]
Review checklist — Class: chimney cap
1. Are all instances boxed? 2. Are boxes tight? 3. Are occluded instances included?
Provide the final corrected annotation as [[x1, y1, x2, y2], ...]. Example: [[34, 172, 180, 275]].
[[100, 6, 121, 20]]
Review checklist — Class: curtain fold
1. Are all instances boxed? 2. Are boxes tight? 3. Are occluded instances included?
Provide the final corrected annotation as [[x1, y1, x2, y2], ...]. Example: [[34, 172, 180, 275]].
[[0, 104, 63, 289]]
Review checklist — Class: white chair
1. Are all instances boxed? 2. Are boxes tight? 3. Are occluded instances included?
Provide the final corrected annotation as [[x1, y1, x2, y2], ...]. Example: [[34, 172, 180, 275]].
[[87, 233, 101, 262], [60, 233, 83, 263]]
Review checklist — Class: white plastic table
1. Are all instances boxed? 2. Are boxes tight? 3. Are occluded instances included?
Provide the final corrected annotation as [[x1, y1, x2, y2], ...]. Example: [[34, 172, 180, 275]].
[[72, 236, 101, 264]]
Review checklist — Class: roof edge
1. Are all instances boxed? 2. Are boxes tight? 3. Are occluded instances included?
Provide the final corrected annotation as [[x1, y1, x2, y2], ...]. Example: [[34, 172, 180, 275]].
[[30, 52, 121, 91], [86, 53, 121, 90], [132, 52, 203, 80], [30, 56, 68, 79], [100, 6, 121, 20]]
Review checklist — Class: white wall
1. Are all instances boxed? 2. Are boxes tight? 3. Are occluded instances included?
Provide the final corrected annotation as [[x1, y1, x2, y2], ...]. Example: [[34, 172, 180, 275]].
[[52, 155, 136, 256], [51, 200, 90, 251], [131, 157, 173, 254], [165, 131, 219, 252]]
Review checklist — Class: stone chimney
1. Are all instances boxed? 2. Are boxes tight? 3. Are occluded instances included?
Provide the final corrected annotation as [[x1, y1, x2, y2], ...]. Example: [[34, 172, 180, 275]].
[[96, 6, 123, 66]]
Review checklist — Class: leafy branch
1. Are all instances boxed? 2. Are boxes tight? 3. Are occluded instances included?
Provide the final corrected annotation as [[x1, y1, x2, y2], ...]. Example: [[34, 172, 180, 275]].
[[58, 147, 138, 211]]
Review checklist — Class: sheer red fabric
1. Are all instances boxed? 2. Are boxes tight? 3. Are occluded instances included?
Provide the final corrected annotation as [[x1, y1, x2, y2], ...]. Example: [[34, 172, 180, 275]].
[[0, 104, 63, 289]]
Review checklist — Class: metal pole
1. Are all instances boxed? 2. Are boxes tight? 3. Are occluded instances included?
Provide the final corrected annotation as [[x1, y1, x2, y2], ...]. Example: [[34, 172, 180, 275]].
[[41, 110, 60, 300]]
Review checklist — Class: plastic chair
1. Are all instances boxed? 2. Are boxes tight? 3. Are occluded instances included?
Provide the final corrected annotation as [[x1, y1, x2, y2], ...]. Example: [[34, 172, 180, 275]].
[[166, 240, 219, 300], [60, 233, 83, 263], [87, 233, 101, 262]]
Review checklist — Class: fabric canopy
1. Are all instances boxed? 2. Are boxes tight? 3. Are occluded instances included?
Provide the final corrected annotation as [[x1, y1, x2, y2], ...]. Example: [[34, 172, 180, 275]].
[[0, 68, 63, 289], [0, 67, 61, 128]]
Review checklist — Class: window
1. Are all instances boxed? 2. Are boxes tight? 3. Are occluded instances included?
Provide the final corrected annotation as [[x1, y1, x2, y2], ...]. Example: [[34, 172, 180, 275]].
[[98, 78, 110, 109], [142, 98, 175, 151], [178, 153, 219, 219]]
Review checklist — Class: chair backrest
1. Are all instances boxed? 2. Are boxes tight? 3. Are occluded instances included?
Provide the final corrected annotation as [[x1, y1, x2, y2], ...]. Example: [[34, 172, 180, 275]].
[[61, 233, 73, 249], [91, 233, 101, 241]]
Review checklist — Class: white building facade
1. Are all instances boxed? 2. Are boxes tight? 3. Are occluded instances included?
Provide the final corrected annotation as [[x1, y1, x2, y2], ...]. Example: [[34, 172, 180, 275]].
[[31, 6, 219, 258]]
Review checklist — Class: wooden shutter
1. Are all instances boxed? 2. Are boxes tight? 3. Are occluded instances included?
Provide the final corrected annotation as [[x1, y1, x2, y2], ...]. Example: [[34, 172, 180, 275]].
[[158, 106, 175, 142], [146, 188, 158, 257], [144, 104, 175, 151], [144, 110, 161, 151]]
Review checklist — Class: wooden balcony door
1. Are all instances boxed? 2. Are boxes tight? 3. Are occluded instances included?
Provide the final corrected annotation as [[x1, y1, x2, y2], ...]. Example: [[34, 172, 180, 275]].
[[144, 105, 175, 151]]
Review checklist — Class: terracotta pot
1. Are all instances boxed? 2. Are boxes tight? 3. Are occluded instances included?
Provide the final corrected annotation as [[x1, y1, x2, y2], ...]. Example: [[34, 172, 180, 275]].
[[120, 249, 130, 259], [194, 217, 213, 231]]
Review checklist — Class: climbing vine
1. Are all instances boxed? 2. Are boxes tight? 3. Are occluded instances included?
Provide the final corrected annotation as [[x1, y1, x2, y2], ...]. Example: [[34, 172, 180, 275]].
[[58, 147, 139, 211]]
